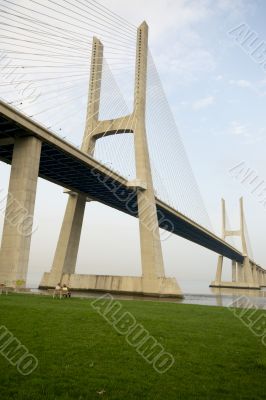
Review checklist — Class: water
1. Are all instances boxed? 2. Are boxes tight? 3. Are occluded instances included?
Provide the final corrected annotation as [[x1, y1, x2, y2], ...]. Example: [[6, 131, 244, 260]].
[[28, 286, 266, 309], [26, 275, 266, 309], [182, 288, 266, 308]]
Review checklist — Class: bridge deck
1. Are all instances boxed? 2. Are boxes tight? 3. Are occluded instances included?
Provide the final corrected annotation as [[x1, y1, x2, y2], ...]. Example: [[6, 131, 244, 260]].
[[0, 100, 245, 263]]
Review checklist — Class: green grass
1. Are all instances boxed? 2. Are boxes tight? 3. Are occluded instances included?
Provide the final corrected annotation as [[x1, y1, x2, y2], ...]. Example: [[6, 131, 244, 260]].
[[0, 293, 265, 400]]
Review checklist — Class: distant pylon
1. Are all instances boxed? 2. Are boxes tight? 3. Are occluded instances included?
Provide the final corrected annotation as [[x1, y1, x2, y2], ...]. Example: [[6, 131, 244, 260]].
[[210, 197, 260, 289]]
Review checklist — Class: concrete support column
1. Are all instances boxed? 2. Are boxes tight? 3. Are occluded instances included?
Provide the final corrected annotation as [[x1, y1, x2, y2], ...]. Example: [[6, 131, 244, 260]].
[[252, 265, 255, 284], [215, 255, 223, 284], [256, 268, 259, 285], [259, 270, 264, 286], [236, 262, 243, 281], [243, 257, 255, 286], [256, 269, 260, 286], [257, 269, 261, 286], [46, 194, 86, 285], [212, 200, 225, 287], [240, 264, 245, 281], [232, 260, 236, 282], [258, 270, 261, 286], [0, 136, 41, 286]]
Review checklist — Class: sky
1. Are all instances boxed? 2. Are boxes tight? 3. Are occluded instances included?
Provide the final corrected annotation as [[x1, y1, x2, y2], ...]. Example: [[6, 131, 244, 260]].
[[0, 0, 266, 292]]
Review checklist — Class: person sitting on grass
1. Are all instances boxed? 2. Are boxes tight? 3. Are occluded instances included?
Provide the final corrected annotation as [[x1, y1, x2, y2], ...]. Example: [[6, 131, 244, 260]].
[[62, 284, 71, 298], [53, 283, 62, 299]]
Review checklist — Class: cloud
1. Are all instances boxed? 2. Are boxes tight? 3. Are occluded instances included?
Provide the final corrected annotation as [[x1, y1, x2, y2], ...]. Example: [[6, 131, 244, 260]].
[[156, 38, 216, 83], [192, 95, 215, 110], [229, 79, 266, 96], [103, 0, 253, 86], [104, 0, 216, 83], [227, 121, 266, 144], [229, 79, 252, 88], [216, 0, 253, 15], [104, 0, 211, 38], [230, 120, 248, 136]]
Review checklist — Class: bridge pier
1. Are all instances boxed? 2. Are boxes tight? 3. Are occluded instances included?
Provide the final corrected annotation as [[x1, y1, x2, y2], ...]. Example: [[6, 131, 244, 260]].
[[41, 193, 87, 287], [210, 256, 259, 289], [212, 255, 223, 286], [258, 269, 265, 287], [251, 264, 259, 286], [237, 262, 244, 281], [0, 136, 41, 287], [232, 260, 236, 282], [263, 271, 266, 286], [259, 269, 263, 286], [243, 257, 257, 287], [263, 271, 266, 287], [258, 269, 262, 286]]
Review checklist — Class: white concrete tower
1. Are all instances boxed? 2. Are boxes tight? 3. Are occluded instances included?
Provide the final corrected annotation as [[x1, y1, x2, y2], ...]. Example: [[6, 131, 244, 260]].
[[211, 197, 259, 289], [132, 22, 165, 282], [40, 22, 182, 297]]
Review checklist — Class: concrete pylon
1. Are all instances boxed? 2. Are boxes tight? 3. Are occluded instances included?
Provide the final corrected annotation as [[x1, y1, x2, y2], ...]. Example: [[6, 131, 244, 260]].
[[133, 22, 165, 282], [237, 261, 244, 281], [258, 269, 261, 285], [0, 136, 41, 287], [260, 270, 265, 286], [232, 260, 236, 282], [257, 268, 263, 286], [210, 197, 259, 289], [40, 38, 103, 287], [215, 255, 223, 284], [40, 22, 182, 297], [252, 265, 257, 285], [239, 197, 256, 287], [262, 271, 266, 287], [211, 199, 226, 286]]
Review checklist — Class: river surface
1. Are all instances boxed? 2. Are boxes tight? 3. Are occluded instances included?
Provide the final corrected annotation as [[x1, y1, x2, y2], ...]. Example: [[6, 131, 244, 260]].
[[28, 286, 266, 309]]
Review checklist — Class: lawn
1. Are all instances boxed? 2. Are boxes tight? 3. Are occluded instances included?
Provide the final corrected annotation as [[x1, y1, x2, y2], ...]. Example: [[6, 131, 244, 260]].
[[0, 293, 265, 400]]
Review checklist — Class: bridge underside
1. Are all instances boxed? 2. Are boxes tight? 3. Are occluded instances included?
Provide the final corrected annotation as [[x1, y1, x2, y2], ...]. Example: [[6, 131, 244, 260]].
[[0, 111, 243, 264]]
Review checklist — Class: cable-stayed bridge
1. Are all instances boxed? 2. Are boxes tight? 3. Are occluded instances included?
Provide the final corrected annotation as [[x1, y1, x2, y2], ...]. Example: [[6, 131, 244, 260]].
[[0, 0, 265, 297]]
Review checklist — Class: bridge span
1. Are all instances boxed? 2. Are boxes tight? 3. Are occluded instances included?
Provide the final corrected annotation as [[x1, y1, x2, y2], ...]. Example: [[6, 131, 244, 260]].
[[0, 99, 265, 296], [0, 100, 244, 262]]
